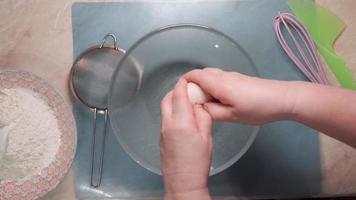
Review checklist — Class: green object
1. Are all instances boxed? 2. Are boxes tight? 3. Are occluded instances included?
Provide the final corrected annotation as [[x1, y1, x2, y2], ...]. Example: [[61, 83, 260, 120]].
[[288, 0, 356, 89]]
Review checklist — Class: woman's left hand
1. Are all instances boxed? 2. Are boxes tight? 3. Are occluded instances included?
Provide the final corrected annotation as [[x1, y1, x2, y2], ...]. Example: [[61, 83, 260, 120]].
[[160, 78, 212, 200]]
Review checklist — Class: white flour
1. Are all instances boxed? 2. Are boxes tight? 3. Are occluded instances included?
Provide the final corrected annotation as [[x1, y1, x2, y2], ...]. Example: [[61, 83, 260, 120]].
[[0, 88, 60, 182]]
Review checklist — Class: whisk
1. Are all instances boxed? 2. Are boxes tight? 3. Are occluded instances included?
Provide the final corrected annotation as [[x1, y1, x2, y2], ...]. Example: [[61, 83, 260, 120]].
[[273, 12, 329, 85]]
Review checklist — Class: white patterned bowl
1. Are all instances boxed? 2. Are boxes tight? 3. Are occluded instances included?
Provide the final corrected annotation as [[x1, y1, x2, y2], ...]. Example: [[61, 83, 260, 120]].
[[0, 69, 76, 200]]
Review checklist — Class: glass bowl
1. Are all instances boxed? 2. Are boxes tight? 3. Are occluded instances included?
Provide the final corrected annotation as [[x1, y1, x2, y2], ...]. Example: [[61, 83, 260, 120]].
[[108, 24, 259, 176]]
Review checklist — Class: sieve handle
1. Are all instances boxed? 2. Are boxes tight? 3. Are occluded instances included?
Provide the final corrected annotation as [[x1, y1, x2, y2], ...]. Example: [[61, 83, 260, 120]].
[[100, 34, 118, 50], [89, 108, 108, 188]]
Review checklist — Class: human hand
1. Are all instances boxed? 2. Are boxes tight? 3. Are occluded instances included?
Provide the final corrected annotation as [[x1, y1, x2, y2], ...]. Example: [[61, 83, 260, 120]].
[[160, 78, 212, 200], [183, 68, 294, 125]]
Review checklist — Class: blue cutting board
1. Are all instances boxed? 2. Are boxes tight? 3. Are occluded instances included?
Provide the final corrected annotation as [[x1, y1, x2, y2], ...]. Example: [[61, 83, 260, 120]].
[[72, 0, 321, 198]]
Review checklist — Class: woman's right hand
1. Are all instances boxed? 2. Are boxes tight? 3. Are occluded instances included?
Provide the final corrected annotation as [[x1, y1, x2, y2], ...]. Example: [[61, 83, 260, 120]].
[[183, 68, 296, 125]]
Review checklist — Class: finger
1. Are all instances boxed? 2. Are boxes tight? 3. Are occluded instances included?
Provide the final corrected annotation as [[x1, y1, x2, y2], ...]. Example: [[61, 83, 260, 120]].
[[160, 91, 173, 123], [203, 102, 236, 122], [203, 67, 223, 74], [183, 68, 225, 100], [193, 104, 212, 141], [172, 78, 194, 120]]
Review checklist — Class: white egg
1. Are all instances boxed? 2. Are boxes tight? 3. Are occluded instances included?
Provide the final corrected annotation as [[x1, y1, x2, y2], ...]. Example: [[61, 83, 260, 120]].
[[187, 82, 212, 104]]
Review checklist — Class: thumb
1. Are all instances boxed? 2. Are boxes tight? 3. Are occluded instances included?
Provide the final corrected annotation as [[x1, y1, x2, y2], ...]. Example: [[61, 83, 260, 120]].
[[203, 102, 236, 122], [193, 105, 212, 141]]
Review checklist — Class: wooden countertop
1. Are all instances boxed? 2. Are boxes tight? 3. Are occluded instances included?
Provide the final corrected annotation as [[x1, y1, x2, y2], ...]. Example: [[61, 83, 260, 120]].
[[0, 0, 355, 199]]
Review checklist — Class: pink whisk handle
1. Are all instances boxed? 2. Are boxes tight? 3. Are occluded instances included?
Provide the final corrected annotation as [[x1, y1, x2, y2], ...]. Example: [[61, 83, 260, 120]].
[[273, 12, 329, 85]]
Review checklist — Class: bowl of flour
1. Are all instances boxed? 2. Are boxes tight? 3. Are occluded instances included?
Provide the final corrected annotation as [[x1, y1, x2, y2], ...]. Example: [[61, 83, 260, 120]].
[[0, 70, 76, 199]]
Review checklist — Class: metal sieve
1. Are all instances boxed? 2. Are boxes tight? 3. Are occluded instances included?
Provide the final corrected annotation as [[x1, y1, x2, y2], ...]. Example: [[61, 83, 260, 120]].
[[70, 34, 125, 187]]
